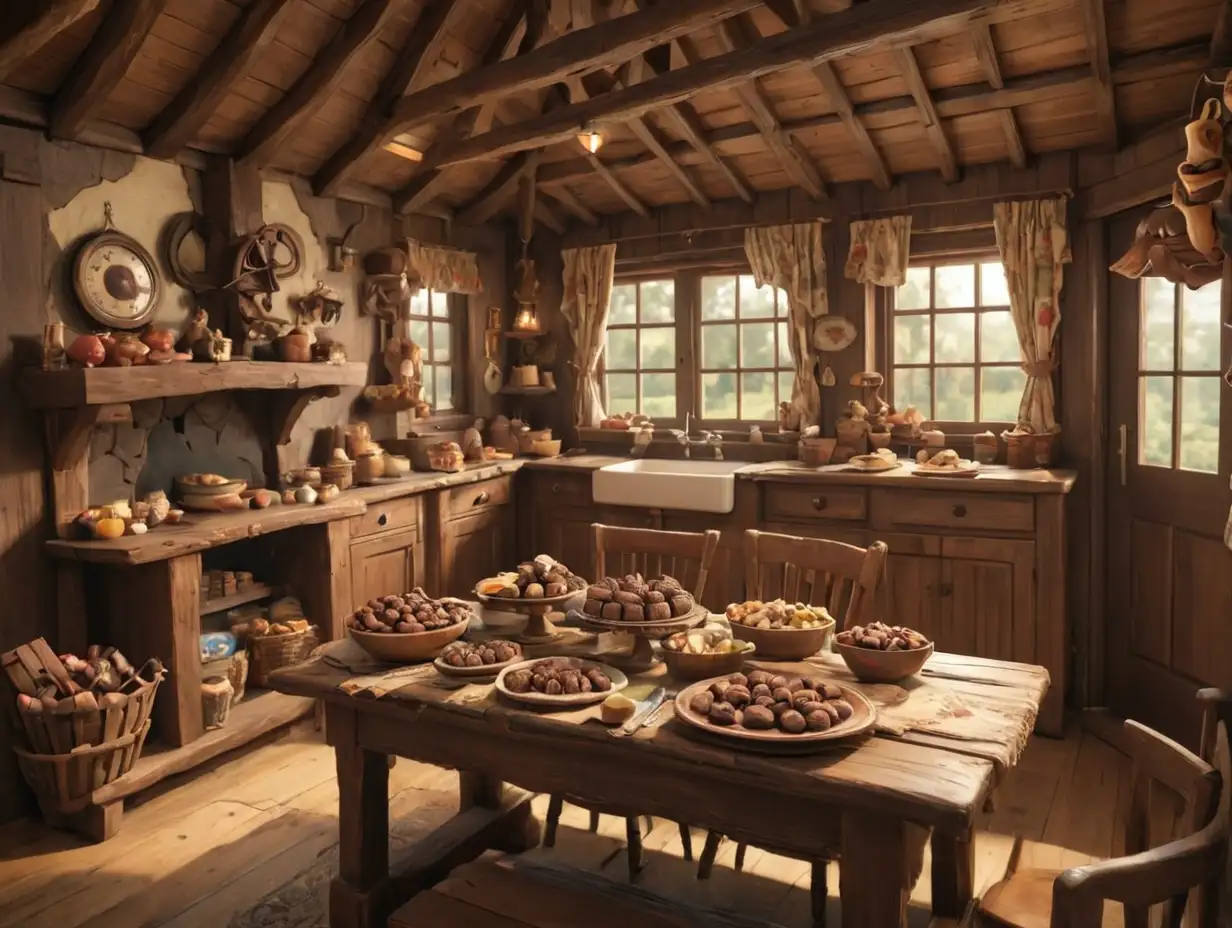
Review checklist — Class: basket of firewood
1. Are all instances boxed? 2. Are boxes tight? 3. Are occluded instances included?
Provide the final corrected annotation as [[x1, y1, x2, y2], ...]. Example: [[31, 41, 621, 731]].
[[2, 638, 164, 815]]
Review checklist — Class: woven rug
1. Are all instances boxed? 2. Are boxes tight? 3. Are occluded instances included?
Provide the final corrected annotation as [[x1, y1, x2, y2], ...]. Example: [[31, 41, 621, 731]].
[[228, 790, 456, 928]]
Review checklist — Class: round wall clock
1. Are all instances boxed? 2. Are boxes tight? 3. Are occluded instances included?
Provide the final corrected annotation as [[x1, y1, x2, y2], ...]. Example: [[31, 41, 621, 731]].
[[73, 209, 161, 329]]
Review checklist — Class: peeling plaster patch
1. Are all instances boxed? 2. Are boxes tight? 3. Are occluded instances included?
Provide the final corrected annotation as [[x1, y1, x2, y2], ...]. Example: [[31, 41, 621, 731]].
[[48, 156, 196, 333]]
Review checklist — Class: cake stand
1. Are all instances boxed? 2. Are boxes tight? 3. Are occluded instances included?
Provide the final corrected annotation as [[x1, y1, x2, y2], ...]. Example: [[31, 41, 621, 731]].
[[474, 589, 579, 643], [576, 602, 708, 670]]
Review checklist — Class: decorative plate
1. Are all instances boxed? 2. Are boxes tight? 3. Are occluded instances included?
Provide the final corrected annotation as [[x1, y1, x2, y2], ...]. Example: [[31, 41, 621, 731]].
[[73, 229, 162, 329], [913, 460, 982, 478], [844, 453, 900, 473], [812, 315, 857, 352], [673, 674, 876, 747], [494, 658, 628, 707]]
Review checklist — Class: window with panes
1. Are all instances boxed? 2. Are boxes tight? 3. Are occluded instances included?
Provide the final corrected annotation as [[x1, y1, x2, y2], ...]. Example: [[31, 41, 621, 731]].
[[603, 279, 678, 418], [407, 288, 456, 412], [1138, 277, 1221, 473], [890, 260, 1024, 425]]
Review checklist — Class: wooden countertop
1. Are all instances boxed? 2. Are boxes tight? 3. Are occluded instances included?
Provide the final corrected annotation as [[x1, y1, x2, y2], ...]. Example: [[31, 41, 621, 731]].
[[347, 460, 526, 504]]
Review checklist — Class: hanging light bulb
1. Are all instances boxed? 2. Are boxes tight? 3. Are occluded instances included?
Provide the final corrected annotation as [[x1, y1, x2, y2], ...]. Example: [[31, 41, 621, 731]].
[[577, 129, 603, 154]]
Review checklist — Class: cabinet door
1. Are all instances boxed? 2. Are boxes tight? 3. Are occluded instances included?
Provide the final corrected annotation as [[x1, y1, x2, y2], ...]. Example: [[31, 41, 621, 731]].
[[350, 528, 422, 608], [531, 507, 660, 581], [940, 538, 1035, 665], [442, 509, 512, 596], [883, 554, 944, 644]]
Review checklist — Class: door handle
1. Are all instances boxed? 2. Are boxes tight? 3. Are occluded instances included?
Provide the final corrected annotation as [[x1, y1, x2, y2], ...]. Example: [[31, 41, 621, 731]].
[[1117, 423, 1128, 487]]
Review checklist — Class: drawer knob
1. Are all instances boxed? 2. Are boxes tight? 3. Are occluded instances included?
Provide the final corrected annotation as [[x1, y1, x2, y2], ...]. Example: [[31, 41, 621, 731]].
[[939, 582, 954, 597], [811, 496, 827, 511], [377, 512, 389, 527], [551, 483, 561, 495], [474, 491, 490, 506], [952, 504, 967, 518]]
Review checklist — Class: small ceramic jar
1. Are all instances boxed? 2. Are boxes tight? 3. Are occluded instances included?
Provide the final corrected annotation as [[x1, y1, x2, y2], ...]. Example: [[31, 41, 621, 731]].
[[294, 484, 318, 505]]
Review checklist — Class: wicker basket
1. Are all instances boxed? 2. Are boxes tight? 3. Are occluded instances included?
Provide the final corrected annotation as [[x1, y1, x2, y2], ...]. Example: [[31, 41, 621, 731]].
[[1003, 431, 1037, 469], [15, 722, 152, 815], [321, 461, 354, 490], [249, 627, 317, 686]]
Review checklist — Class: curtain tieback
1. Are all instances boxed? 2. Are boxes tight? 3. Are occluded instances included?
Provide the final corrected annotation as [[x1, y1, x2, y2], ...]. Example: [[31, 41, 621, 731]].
[[1020, 359, 1057, 378]]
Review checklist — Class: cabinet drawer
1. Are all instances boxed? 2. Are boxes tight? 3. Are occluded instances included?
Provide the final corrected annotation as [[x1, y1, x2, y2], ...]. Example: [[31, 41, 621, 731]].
[[875, 490, 1034, 533], [763, 485, 867, 522], [534, 474, 592, 507], [352, 495, 422, 539], [446, 476, 512, 519]]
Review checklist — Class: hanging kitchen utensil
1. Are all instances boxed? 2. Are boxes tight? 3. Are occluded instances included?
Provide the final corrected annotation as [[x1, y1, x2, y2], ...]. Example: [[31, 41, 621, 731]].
[[820, 365, 836, 387], [484, 360, 503, 395]]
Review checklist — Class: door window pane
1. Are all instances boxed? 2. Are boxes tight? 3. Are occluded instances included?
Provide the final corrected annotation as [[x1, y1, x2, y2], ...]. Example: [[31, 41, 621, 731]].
[[934, 313, 975, 363], [1140, 376, 1174, 467], [1179, 377, 1220, 473], [1181, 282, 1221, 371], [1140, 278, 1175, 370]]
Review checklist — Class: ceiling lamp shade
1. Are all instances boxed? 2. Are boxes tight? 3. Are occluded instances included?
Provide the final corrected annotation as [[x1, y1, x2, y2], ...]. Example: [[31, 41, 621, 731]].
[[577, 130, 603, 154]]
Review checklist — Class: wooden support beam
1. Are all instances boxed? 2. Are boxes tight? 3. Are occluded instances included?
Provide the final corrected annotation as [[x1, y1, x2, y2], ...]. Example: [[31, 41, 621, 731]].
[[389, 0, 763, 133], [143, 0, 290, 159], [1078, 0, 1116, 149], [971, 24, 1004, 88], [1210, 0, 1232, 66], [0, 0, 101, 83], [392, 169, 453, 215], [534, 200, 565, 234], [894, 46, 959, 183], [313, 0, 461, 197], [541, 185, 598, 225], [414, 0, 1006, 171], [473, 0, 545, 137], [457, 151, 540, 226], [587, 154, 649, 218], [49, 0, 167, 141], [517, 167, 537, 244], [236, 0, 399, 169], [999, 109, 1027, 169]]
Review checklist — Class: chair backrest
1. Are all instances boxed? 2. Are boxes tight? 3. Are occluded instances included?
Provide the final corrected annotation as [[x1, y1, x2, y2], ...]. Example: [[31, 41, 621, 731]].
[[743, 530, 887, 629], [590, 524, 722, 602], [1051, 719, 1228, 928]]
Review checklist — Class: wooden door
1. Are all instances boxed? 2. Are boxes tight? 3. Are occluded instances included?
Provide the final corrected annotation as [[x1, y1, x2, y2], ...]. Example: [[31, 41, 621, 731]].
[[350, 528, 423, 607], [441, 509, 512, 596], [1107, 224, 1232, 745]]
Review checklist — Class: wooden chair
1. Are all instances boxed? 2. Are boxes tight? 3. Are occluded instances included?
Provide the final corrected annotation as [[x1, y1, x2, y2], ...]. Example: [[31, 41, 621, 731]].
[[542, 523, 722, 881], [977, 716, 1229, 928], [696, 530, 889, 926]]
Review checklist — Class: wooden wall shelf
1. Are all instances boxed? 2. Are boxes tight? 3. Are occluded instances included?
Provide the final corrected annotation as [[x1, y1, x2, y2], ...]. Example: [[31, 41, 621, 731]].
[[19, 361, 367, 409], [200, 582, 277, 616], [500, 385, 556, 395]]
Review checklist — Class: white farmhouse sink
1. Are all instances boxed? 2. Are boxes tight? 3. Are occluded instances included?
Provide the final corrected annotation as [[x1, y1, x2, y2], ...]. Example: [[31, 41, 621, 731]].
[[592, 459, 748, 514]]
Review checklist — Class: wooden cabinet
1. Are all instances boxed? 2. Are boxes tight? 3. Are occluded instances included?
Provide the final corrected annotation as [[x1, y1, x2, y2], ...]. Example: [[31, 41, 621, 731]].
[[350, 528, 423, 607], [428, 476, 516, 595]]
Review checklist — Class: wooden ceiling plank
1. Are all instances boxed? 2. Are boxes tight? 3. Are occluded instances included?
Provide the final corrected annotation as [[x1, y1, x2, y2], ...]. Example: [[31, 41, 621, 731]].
[[0, 0, 101, 84], [894, 45, 959, 183], [457, 150, 540, 225], [143, 0, 291, 160], [587, 154, 649, 218], [473, 0, 544, 137], [392, 168, 453, 215], [542, 184, 598, 225], [971, 24, 1004, 89], [236, 0, 400, 169], [534, 199, 566, 234], [389, 0, 763, 134], [999, 109, 1027, 169], [1078, 0, 1117, 150], [415, 0, 1009, 171], [49, 0, 169, 141], [313, 0, 463, 197]]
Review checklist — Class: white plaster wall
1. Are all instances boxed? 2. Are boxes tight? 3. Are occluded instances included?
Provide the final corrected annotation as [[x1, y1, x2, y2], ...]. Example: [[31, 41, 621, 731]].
[[46, 156, 196, 332]]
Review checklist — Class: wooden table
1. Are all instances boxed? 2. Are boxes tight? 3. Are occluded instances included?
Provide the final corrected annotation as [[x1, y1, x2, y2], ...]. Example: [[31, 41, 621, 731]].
[[270, 646, 1048, 928]]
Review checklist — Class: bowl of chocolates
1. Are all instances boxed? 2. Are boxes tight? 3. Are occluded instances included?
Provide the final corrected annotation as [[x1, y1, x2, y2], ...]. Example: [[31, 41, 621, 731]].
[[834, 622, 933, 682], [495, 656, 628, 707], [579, 574, 703, 636], [434, 639, 523, 678], [345, 589, 473, 662]]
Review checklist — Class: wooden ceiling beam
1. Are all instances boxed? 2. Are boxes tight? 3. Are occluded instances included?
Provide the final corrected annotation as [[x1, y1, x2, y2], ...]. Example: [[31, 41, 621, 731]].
[[541, 185, 598, 225], [458, 151, 540, 225], [392, 168, 453, 215], [999, 109, 1027, 169], [388, 0, 763, 134], [49, 0, 168, 141], [313, 0, 462, 197], [1078, 0, 1117, 150], [894, 45, 959, 183], [534, 199, 566, 234], [413, 0, 1010, 171], [0, 0, 101, 84], [971, 24, 1003, 88], [759, 1, 891, 190], [236, 0, 400, 169], [587, 153, 649, 218], [473, 0, 545, 135], [143, 0, 291, 160]]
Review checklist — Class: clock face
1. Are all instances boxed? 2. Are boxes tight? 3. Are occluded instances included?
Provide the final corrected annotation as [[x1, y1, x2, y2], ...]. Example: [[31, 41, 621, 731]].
[[74, 233, 160, 328]]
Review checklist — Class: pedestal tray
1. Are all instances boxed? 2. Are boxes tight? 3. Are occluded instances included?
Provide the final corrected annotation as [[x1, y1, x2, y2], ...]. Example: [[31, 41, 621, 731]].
[[574, 602, 709, 669], [474, 589, 580, 643]]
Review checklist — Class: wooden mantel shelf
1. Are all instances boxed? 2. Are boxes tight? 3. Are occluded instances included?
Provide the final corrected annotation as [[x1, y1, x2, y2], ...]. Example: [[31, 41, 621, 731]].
[[19, 361, 367, 408], [46, 495, 366, 565]]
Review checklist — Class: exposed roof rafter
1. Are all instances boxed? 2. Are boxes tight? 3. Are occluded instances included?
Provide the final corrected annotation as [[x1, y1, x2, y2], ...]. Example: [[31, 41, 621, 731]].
[[0, 0, 101, 84], [894, 45, 959, 183], [1078, 0, 1117, 149]]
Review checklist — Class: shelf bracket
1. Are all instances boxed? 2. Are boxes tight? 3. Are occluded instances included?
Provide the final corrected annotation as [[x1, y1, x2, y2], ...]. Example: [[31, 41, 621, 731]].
[[45, 403, 131, 536]]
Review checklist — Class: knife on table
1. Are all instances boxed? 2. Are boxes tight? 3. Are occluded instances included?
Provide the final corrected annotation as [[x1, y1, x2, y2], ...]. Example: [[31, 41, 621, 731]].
[[614, 686, 666, 737]]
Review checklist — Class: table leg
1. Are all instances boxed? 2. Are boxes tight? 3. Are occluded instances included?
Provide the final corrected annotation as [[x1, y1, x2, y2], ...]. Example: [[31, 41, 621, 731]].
[[460, 771, 541, 852], [930, 830, 975, 919], [839, 811, 927, 928], [328, 706, 390, 928]]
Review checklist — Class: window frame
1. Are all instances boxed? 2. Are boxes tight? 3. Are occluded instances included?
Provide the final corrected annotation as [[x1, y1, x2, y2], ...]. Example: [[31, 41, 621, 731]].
[[601, 275, 682, 424], [875, 254, 1026, 434], [406, 287, 466, 416], [1136, 277, 1223, 475]]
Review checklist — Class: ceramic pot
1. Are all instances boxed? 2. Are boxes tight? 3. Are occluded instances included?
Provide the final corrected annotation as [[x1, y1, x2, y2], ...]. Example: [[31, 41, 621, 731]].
[[279, 333, 313, 363]]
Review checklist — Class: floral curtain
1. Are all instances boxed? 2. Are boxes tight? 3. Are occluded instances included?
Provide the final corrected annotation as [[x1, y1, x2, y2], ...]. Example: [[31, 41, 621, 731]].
[[406, 239, 484, 294], [561, 244, 617, 428], [993, 198, 1071, 433], [745, 222, 827, 428], [845, 216, 912, 286]]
